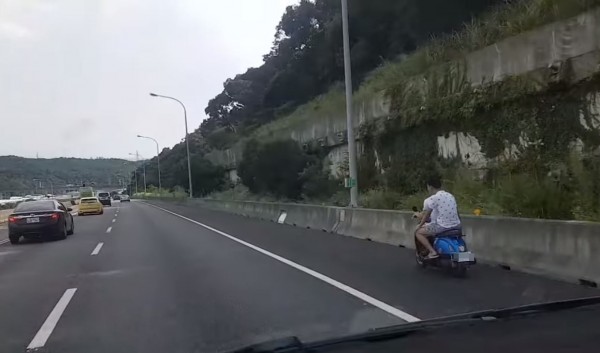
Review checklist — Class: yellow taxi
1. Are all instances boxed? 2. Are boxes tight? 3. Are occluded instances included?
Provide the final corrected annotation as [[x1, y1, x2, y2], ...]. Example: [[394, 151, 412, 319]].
[[78, 197, 104, 216]]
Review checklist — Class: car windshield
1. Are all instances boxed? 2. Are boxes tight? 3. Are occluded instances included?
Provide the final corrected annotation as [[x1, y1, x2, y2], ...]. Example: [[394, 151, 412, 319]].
[[2, 1, 599, 352], [14, 201, 55, 212]]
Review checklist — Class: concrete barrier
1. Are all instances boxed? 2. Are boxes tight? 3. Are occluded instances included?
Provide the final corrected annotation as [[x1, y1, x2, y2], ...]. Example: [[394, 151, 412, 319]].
[[278, 203, 338, 232], [335, 208, 416, 247], [462, 216, 600, 285], [195, 199, 281, 222], [193, 199, 600, 285]]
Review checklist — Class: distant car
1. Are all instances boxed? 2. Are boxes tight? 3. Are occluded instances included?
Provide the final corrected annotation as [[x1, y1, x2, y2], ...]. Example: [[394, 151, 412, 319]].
[[120, 194, 130, 202], [8, 200, 74, 244], [78, 197, 104, 216], [97, 192, 112, 206], [112, 194, 121, 200]]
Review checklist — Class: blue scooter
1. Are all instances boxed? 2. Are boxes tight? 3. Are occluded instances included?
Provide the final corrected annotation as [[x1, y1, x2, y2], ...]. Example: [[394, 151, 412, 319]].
[[412, 207, 476, 277]]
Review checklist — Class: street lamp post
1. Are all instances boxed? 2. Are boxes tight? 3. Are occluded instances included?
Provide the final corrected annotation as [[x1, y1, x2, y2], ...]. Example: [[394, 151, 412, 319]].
[[137, 135, 162, 193], [341, 0, 359, 208], [122, 162, 134, 194], [149, 92, 193, 198]]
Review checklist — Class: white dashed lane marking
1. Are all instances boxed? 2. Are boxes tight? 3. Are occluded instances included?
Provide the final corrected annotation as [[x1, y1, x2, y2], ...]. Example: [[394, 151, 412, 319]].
[[91, 242, 104, 256]]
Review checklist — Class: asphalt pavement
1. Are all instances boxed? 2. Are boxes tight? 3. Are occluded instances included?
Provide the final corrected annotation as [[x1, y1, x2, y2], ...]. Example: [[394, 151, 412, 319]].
[[0, 200, 596, 353]]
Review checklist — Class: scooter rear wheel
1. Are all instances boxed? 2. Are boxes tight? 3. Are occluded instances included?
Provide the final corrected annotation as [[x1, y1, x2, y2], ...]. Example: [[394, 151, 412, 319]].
[[415, 252, 427, 268], [452, 263, 468, 278]]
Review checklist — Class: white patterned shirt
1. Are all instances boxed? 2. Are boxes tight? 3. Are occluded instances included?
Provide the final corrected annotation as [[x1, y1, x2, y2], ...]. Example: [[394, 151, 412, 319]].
[[423, 190, 461, 228]]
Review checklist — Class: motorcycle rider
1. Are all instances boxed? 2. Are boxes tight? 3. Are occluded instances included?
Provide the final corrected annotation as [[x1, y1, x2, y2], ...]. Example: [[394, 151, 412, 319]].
[[415, 174, 462, 259]]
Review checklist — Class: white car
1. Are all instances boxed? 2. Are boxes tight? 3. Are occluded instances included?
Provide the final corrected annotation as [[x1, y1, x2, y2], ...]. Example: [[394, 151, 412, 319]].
[[120, 194, 130, 202]]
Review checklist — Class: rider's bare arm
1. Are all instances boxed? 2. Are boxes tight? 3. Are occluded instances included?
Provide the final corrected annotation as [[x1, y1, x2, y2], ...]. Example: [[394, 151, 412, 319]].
[[417, 209, 432, 227]]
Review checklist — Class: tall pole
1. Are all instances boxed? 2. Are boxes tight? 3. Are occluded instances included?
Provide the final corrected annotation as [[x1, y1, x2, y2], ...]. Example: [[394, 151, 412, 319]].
[[150, 93, 193, 198], [137, 135, 161, 193], [130, 152, 146, 194], [129, 153, 139, 194], [341, 0, 359, 207], [142, 158, 147, 193]]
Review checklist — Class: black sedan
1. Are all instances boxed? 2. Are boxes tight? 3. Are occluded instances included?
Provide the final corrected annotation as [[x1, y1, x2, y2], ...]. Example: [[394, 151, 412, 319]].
[[8, 200, 75, 244]]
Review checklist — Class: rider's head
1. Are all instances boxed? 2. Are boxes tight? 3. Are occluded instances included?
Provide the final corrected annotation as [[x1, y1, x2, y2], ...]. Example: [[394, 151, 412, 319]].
[[426, 174, 442, 194]]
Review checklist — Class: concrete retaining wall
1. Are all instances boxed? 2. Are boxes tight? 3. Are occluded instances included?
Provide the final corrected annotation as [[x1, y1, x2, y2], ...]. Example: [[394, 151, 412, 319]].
[[197, 199, 600, 285], [205, 8, 600, 174]]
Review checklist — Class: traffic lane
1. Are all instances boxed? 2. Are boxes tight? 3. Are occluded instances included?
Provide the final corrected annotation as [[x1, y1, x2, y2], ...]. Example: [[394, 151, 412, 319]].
[[146, 200, 597, 319], [0, 208, 116, 353], [49, 201, 402, 353]]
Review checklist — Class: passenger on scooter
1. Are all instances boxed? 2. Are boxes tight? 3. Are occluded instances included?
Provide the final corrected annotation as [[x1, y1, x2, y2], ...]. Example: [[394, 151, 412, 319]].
[[415, 175, 461, 259]]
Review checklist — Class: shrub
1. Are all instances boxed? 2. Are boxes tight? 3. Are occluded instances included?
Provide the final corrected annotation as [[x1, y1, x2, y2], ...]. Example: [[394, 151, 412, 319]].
[[238, 139, 309, 199], [493, 174, 573, 220], [189, 157, 226, 197], [360, 188, 404, 210], [301, 164, 342, 201]]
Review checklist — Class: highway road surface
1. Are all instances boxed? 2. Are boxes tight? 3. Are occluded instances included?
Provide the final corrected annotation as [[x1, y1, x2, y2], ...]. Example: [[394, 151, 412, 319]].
[[0, 200, 596, 353]]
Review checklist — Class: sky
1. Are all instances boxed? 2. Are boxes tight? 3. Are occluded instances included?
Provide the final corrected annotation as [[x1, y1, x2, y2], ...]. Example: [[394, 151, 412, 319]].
[[0, 0, 297, 160]]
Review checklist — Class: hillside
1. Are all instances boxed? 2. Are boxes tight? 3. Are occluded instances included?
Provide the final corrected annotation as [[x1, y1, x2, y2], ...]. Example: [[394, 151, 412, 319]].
[[139, 0, 503, 190], [0, 156, 136, 194], [133, 0, 600, 223]]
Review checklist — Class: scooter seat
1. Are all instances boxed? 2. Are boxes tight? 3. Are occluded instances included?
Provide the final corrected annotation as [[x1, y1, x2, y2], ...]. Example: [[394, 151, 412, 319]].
[[437, 228, 463, 237]]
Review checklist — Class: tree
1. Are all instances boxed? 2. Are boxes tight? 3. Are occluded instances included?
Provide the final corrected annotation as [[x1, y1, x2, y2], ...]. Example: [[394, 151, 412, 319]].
[[190, 157, 226, 197], [200, 0, 502, 139], [238, 139, 309, 199]]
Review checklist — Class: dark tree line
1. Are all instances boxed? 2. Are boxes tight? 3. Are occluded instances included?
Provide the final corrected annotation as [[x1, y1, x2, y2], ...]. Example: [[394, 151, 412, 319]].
[[201, 0, 501, 138], [129, 137, 226, 197]]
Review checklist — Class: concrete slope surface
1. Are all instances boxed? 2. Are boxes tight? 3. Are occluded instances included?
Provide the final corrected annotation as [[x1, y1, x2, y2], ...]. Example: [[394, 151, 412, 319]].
[[0, 200, 595, 353]]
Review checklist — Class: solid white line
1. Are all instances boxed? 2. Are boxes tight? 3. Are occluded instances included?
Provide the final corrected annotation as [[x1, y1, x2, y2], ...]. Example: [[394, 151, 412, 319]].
[[106, 226, 112, 233], [27, 288, 77, 349], [112, 219, 116, 223], [91, 242, 104, 256], [144, 202, 421, 322]]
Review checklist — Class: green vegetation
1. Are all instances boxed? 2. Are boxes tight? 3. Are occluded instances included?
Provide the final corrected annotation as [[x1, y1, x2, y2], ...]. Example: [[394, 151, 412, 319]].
[[352, 71, 600, 220], [252, 88, 347, 141], [149, 0, 600, 222], [218, 0, 600, 144], [238, 139, 340, 200], [134, 185, 188, 201], [200, 0, 501, 140], [358, 0, 600, 98]]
